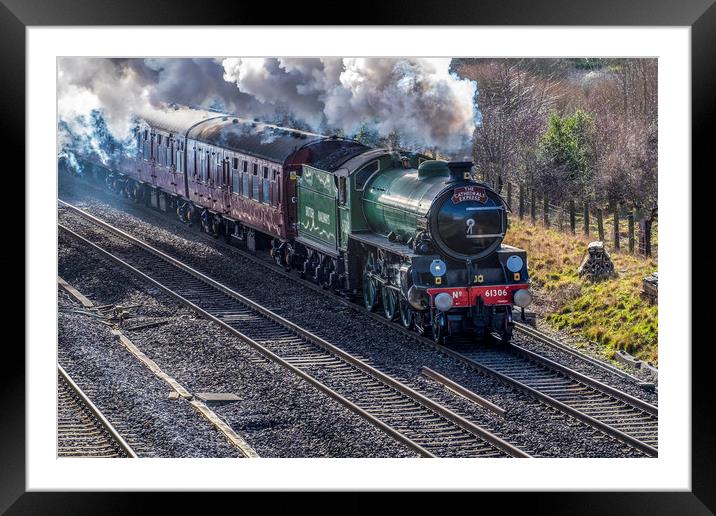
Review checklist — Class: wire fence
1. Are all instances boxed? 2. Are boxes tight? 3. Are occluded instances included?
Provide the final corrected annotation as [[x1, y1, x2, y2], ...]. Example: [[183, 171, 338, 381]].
[[493, 178, 658, 259]]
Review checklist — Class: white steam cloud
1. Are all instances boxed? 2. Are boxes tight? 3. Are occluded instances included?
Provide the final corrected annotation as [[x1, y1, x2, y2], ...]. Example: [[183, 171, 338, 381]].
[[222, 58, 477, 153], [58, 57, 477, 156]]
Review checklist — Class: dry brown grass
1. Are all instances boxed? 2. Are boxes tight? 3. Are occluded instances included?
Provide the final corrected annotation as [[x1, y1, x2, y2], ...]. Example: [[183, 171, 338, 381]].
[[504, 217, 658, 364]]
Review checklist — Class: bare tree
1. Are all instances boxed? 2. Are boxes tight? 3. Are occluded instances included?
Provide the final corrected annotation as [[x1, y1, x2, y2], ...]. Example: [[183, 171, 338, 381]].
[[459, 59, 561, 191]]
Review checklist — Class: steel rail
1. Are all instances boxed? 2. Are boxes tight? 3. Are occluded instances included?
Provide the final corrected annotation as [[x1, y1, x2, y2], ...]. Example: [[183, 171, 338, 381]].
[[58, 205, 530, 458], [78, 192, 654, 395], [58, 193, 657, 456], [513, 321, 654, 386], [507, 342, 658, 416], [57, 182, 658, 388], [58, 364, 138, 458], [446, 341, 658, 457]]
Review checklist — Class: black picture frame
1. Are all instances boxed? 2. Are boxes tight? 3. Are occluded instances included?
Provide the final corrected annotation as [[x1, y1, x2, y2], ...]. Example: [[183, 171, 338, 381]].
[[4, 0, 712, 512]]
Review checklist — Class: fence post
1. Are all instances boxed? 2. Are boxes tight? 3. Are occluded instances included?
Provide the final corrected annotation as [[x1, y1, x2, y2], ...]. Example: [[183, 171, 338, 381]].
[[530, 189, 536, 223], [543, 196, 549, 227], [583, 202, 590, 236], [507, 182, 512, 208], [597, 208, 604, 241], [644, 219, 652, 257], [519, 184, 525, 220], [569, 200, 576, 234], [612, 201, 620, 250], [628, 212, 635, 253]]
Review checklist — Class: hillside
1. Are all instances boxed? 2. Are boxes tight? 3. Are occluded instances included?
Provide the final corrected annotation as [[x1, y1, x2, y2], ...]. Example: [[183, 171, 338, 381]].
[[504, 218, 658, 365]]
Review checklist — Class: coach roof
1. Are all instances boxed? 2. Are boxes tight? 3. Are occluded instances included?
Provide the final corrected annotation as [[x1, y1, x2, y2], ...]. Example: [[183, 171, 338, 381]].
[[139, 107, 371, 171], [189, 117, 370, 171], [187, 117, 324, 163]]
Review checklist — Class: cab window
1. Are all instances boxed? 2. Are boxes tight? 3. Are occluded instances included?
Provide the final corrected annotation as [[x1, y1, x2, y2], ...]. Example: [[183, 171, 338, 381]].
[[338, 176, 347, 205]]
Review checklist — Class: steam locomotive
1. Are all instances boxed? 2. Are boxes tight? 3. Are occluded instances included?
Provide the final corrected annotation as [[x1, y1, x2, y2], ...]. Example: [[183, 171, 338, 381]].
[[65, 107, 532, 343]]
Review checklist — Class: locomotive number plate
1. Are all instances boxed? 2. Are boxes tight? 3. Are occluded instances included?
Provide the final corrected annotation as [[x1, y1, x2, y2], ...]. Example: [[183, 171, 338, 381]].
[[472, 286, 511, 305]]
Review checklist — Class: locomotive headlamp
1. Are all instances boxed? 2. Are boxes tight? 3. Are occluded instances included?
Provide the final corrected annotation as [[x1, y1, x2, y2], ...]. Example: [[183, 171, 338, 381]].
[[513, 289, 533, 308], [430, 259, 447, 277], [434, 293, 454, 312], [506, 255, 524, 273]]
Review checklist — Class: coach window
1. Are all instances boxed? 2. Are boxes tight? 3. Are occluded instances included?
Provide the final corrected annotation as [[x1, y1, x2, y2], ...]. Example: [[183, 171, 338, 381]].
[[176, 141, 184, 173], [231, 158, 239, 192], [157, 134, 163, 165], [208, 151, 214, 182], [206, 151, 213, 183], [167, 139, 173, 167], [233, 168, 240, 194], [223, 159, 230, 187], [272, 169, 280, 206], [252, 163, 260, 200], [242, 160, 249, 197], [142, 132, 150, 161], [262, 166, 270, 204], [190, 146, 198, 177], [215, 152, 223, 184], [354, 160, 380, 191]]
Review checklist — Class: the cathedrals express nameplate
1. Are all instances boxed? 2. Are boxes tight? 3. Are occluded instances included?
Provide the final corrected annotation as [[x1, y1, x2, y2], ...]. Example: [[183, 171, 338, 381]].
[[451, 186, 487, 204]]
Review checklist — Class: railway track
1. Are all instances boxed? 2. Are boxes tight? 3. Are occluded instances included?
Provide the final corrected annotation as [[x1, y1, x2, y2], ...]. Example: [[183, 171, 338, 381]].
[[513, 321, 656, 387], [58, 201, 530, 458], [57, 365, 137, 458], [65, 189, 657, 393], [447, 340, 658, 456], [58, 193, 658, 457]]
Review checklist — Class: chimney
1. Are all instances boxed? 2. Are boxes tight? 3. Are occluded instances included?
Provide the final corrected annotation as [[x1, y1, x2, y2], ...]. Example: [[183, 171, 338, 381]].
[[447, 161, 473, 182]]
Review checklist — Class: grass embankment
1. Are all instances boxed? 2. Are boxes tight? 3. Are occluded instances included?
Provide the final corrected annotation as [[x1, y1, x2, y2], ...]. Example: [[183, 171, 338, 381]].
[[504, 218, 658, 365]]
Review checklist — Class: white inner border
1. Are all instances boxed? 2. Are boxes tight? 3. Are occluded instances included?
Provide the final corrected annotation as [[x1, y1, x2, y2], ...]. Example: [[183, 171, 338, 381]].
[[27, 27, 690, 491]]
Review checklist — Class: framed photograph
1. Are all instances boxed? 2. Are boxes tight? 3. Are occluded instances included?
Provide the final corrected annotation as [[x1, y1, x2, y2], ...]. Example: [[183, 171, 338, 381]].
[[7, 0, 712, 511]]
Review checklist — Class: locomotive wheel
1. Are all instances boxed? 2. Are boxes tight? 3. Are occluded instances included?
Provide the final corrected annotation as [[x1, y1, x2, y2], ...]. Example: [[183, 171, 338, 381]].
[[399, 297, 414, 329], [432, 311, 447, 344], [500, 329, 512, 344], [363, 271, 378, 312], [320, 257, 335, 289], [135, 183, 145, 203], [501, 309, 514, 344], [381, 287, 398, 321], [362, 253, 380, 311], [413, 311, 428, 336]]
